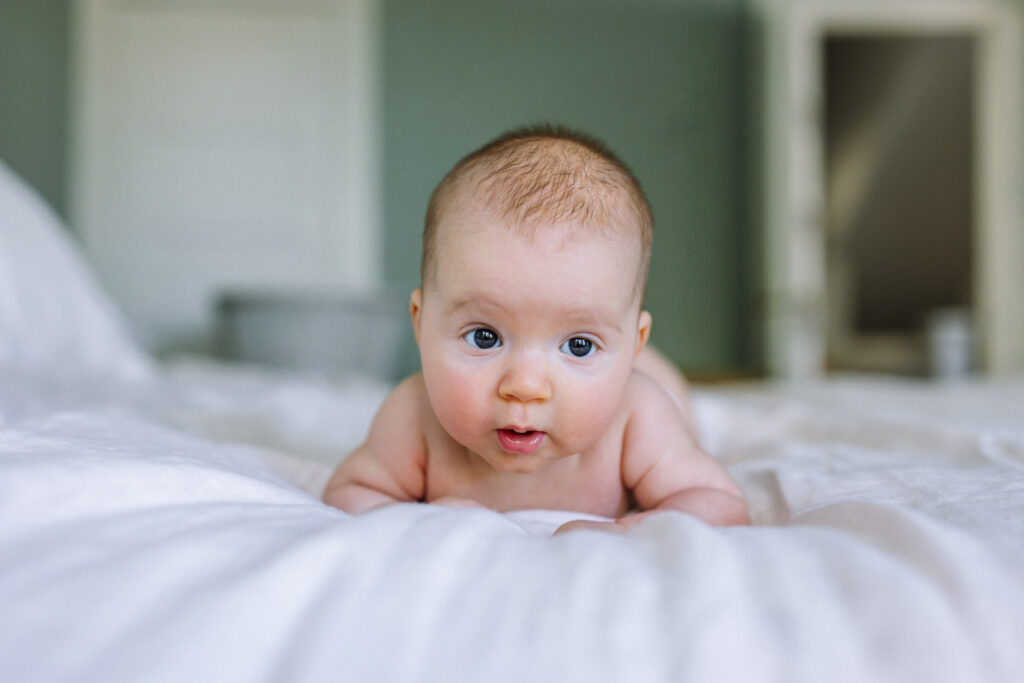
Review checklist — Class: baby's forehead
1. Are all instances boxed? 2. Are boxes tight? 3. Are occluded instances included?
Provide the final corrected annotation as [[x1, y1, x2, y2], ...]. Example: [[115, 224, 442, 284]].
[[431, 213, 644, 295], [437, 201, 640, 254]]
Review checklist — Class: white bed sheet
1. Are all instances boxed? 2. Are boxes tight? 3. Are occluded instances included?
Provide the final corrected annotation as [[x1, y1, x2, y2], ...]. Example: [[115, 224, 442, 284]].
[[2, 151, 1022, 681], [2, 361, 1022, 683]]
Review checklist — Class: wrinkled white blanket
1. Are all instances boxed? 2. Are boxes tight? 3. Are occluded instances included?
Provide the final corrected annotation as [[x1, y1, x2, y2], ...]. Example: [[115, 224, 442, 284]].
[[1, 362, 1023, 683]]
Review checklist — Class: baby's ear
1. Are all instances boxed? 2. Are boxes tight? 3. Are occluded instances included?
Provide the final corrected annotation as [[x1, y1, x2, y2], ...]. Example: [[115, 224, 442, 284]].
[[635, 310, 652, 357], [409, 288, 424, 346]]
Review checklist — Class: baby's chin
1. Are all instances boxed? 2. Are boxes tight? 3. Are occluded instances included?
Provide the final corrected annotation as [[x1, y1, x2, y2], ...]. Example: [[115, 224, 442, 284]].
[[479, 444, 593, 475], [475, 444, 581, 475], [473, 450, 547, 474], [452, 429, 592, 474]]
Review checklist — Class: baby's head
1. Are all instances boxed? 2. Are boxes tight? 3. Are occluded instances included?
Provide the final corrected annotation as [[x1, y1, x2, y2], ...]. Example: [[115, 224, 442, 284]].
[[421, 125, 653, 304], [410, 127, 656, 473]]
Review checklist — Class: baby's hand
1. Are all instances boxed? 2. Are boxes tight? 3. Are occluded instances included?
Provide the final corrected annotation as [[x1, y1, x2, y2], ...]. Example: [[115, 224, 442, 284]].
[[554, 510, 658, 535], [554, 519, 627, 535], [431, 496, 487, 509]]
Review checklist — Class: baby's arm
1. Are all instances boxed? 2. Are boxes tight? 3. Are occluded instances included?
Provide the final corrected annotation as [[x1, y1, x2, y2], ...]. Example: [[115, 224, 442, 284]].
[[620, 373, 748, 527], [322, 375, 427, 513]]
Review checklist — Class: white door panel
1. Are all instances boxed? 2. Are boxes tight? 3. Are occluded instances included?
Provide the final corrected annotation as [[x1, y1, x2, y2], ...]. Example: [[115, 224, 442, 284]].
[[72, 0, 379, 352]]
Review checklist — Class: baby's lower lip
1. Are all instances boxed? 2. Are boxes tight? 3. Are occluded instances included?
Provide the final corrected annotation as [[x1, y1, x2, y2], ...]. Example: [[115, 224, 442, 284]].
[[496, 429, 545, 455]]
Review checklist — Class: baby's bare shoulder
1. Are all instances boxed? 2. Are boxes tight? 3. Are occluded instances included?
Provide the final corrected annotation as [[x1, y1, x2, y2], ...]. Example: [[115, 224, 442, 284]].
[[323, 374, 430, 508], [620, 369, 701, 458], [623, 368, 680, 416], [341, 373, 428, 467], [374, 373, 465, 466], [390, 371, 428, 403], [375, 373, 429, 424]]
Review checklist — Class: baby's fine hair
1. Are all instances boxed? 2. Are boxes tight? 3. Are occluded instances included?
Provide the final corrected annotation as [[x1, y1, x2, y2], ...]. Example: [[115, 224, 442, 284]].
[[421, 124, 654, 298]]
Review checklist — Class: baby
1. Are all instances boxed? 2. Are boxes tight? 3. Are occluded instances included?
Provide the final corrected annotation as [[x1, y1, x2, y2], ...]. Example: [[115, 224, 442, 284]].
[[323, 126, 748, 532]]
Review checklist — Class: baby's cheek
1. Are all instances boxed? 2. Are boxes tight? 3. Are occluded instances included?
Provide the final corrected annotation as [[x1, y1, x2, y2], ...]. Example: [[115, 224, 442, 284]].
[[558, 384, 620, 446], [429, 367, 490, 439]]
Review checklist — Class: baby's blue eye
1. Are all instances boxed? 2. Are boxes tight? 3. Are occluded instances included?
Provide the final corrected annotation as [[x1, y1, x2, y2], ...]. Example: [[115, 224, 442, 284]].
[[464, 327, 501, 350], [561, 337, 595, 358]]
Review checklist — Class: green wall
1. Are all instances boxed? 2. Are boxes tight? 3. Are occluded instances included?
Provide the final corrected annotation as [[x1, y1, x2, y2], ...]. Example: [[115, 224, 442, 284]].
[[383, 0, 751, 372], [0, 0, 754, 373], [0, 0, 69, 218]]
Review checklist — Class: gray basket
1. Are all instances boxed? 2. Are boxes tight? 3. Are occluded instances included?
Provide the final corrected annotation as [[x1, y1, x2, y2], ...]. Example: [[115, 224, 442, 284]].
[[215, 288, 411, 382]]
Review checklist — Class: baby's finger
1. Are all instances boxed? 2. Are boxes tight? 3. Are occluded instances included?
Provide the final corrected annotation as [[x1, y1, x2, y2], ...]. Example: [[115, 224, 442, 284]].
[[431, 496, 486, 509], [554, 519, 628, 535]]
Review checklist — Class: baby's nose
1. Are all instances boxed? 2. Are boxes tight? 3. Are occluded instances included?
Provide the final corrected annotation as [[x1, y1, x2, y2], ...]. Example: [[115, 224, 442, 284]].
[[498, 355, 552, 403]]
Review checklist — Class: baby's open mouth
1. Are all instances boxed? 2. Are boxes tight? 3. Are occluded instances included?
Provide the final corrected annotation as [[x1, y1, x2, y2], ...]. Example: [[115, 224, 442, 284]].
[[496, 428, 545, 455]]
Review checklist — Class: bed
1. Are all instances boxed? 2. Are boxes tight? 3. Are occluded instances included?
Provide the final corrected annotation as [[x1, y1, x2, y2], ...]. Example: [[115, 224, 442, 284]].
[[2, 159, 1023, 682]]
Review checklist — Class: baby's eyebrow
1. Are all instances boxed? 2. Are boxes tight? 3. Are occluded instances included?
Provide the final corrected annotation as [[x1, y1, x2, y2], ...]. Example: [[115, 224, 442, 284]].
[[562, 309, 623, 334], [443, 295, 624, 333], [444, 296, 504, 316]]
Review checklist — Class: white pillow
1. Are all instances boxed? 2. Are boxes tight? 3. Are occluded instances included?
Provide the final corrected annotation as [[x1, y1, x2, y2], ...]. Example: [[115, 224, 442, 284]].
[[0, 159, 152, 380]]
